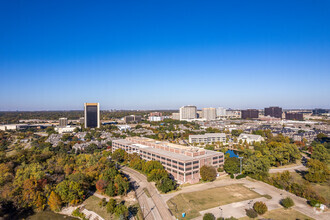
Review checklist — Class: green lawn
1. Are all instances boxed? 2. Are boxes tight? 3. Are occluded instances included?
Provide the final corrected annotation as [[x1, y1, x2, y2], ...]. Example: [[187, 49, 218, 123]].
[[27, 211, 78, 220], [83, 196, 113, 220], [167, 184, 261, 220], [240, 208, 314, 220]]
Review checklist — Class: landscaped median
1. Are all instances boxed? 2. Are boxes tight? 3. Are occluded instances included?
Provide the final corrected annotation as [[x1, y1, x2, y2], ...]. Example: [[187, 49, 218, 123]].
[[166, 184, 261, 219]]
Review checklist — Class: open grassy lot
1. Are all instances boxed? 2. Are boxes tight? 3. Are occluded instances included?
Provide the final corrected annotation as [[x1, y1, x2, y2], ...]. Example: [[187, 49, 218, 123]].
[[240, 208, 314, 220], [83, 196, 112, 220], [27, 211, 78, 220], [167, 184, 261, 220]]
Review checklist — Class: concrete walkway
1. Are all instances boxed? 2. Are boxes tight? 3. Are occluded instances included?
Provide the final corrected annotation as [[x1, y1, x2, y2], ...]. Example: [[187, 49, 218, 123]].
[[269, 164, 307, 173]]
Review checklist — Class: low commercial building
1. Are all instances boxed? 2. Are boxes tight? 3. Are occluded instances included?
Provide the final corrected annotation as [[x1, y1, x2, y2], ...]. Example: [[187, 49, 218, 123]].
[[148, 116, 163, 122], [189, 133, 226, 144], [123, 115, 142, 123], [55, 126, 78, 134], [238, 133, 264, 144], [112, 137, 224, 184]]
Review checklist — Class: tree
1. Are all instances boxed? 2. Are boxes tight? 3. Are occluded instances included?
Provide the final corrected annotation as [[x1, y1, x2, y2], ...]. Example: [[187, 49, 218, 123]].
[[245, 209, 258, 218], [156, 177, 175, 193], [224, 157, 240, 174], [106, 199, 116, 214], [311, 144, 329, 163], [143, 160, 164, 174], [200, 166, 217, 182], [55, 180, 85, 205], [96, 179, 107, 194], [114, 203, 129, 218], [203, 213, 215, 220], [280, 197, 294, 208], [147, 169, 168, 182], [305, 159, 330, 183], [48, 191, 62, 212], [112, 149, 127, 163], [253, 201, 267, 215]]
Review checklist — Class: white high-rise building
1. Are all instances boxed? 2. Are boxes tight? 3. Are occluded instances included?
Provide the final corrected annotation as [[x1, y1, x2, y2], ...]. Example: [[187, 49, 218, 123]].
[[202, 108, 217, 121], [216, 107, 227, 117], [179, 106, 197, 120]]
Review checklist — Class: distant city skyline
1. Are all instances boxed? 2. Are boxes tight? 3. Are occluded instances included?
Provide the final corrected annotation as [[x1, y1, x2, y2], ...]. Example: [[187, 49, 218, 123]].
[[1, 0, 330, 110]]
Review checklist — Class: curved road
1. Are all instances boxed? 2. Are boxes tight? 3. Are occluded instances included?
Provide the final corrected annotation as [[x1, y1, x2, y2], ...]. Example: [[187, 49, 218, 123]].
[[121, 166, 174, 220]]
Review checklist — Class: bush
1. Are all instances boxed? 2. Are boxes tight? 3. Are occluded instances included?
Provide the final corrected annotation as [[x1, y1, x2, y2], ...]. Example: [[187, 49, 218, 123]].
[[253, 201, 267, 214], [280, 197, 294, 208], [217, 167, 224, 172], [99, 198, 107, 207], [309, 199, 321, 207], [203, 213, 215, 220], [245, 209, 258, 218], [72, 208, 87, 220], [236, 174, 246, 179], [230, 173, 234, 179]]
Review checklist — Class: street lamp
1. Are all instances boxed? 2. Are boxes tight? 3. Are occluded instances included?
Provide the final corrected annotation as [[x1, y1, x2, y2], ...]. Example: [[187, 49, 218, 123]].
[[219, 207, 223, 219], [238, 157, 243, 174]]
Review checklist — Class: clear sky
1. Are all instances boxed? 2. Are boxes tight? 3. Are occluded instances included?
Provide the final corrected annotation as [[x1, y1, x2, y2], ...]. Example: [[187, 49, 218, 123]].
[[0, 0, 329, 110]]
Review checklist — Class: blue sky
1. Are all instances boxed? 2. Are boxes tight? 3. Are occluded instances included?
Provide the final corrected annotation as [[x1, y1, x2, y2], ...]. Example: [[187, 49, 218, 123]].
[[0, 0, 329, 110]]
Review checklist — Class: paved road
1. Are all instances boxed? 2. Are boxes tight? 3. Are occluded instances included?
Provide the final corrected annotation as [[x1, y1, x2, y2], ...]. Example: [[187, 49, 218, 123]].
[[161, 177, 329, 220], [121, 166, 174, 220], [269, 164, 307, 173]]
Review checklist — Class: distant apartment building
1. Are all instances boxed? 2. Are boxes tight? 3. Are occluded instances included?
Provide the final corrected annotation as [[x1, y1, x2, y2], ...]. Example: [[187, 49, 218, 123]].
[[59, 118, 68, 127], [123, 115, 142, 123], [264, 107, 282, 119], [112, 137, 224, 184], [189, 133, 226, 144], [241, 109, 259, 119], [149, 112, 162, 117], [172, 112, 180, 120], [179, 106, 197, 120], [202, 108, 217, 121], [285, 112, 304, 121], [226, 109, 241, 118], [84, 103, 100, 128], [196, 110, 203, 118], [148, 116, 163, 122], [238, 133, 264, 144], [216, 107, 226, 117]]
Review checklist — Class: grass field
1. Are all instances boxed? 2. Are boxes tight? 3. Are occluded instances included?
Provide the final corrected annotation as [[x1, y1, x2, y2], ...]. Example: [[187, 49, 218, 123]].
[[167, 184, 261, 220], [240, 208, 314, 220], [83, 196, 112, 220], [27, 211, 78, 220]]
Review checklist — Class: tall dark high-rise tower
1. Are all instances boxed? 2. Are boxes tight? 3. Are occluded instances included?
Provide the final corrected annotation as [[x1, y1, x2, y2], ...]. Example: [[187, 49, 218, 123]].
[[264, 106, 282, 119], [84, 103, 100, 128]]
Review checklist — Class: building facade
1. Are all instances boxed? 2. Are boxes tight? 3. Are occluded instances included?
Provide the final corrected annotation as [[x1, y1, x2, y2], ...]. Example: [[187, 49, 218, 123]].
[[172, 112, 180, 120], [84, 103, 100, 128], [123, 115, 142, 123], [238, 133, 264, 144], [241, 109, 259, 119], [202, 108, 217, 121], [264, 107, 282, 119], [112, 137, 224, 184], [285, 112, 304, 121], [216, 107, 227, 117], [189, 133, 226, 144], [179, 106, 197, 120], [59, 118, 68, 127]]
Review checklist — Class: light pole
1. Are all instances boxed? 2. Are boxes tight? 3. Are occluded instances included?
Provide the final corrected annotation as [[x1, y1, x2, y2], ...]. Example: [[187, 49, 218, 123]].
[[238, 156, 243, 174]]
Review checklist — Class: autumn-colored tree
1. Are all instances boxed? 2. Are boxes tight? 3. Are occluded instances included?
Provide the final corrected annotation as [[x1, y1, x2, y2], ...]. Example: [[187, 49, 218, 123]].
[[48, 191, 62, 212], [96, 179, 107, 194], [200, 165, 217, 182]]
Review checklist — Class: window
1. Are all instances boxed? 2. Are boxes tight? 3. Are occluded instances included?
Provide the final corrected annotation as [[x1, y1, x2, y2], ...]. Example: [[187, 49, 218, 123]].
[[179, 162, 184, 166], [213, 156, 218, 160], [186, 167, 192, 171], [186, 162, 192, 166], [193, 161, 199, 164], [193, 166, 199, 169]]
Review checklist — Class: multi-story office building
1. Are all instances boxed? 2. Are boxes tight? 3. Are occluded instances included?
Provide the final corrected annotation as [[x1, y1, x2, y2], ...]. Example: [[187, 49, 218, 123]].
[[189, 133, 226, 144], [179, 106, 197, 120], [123, 115, 142, 123], [226, 109, 241, 118], [216, 107, 227, 117], [312, 109, 329, 115], [241, 109, 259, 119], [202, 108, 216, 121], [84, 103, 100, 128], [285, 112, 303, 121], [112, 137, 224, 184], [149, 112, 162, 117], [172, 113, 180, 120], [59, 118, 68, 127], [264, 107, 282, 119]]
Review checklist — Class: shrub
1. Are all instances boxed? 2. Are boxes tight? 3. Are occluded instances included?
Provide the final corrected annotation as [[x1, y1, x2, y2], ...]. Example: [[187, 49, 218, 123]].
[[309, 199, 321, 207], [99, 198, 107, 207], [236, 174, 246, 179], [72, 208, 87, 220], [280, 197, 294, 208], [245, 209, 258, 218], [217, 167, 224, 172], [230, 173, 234, 179], [203, 213, 215, 220], [253, 201, 267, 214]]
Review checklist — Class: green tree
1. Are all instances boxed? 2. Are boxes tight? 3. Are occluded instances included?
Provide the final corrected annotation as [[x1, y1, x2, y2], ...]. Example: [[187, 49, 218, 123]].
[[203, 213, 215, 220], [114, 203, 129, 218], [55, 180, 85, 205], [280, 197, 294, 208], [200, 165, 217, 182], [253, 201, 267, 215], [156, 177, 175, 193], [147, 169, 168, 182], [224, 157, 240, 174], [143, 160, 164, 174], [311, 144, 329, 164], [112, 149, 127, 163], [106, 198, 116, 214], [305, 159, 330, 183]]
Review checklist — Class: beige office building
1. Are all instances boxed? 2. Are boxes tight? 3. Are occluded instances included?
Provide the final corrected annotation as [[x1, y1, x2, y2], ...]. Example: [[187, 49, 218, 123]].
[[179, 105, 197, 120], [202, 107, 216, 120]]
